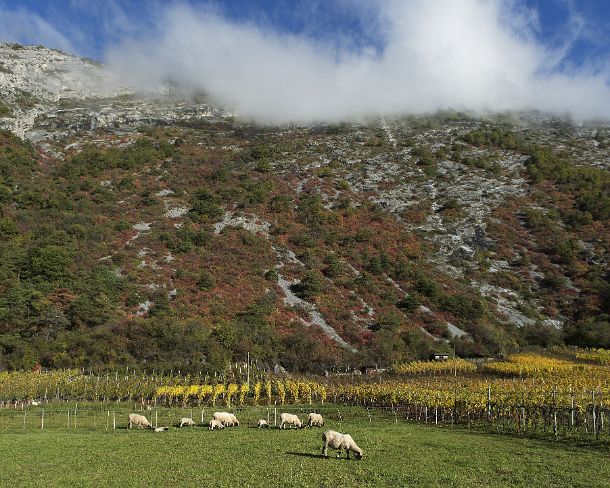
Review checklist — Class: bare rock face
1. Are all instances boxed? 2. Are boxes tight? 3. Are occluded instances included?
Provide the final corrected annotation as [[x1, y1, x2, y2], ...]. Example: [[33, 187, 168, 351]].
[[0, 43, 230, 139]]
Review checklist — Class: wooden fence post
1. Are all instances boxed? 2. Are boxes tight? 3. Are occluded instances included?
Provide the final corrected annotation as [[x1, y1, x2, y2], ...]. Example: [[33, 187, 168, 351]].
[[41, 409, 44, 429], [552, 387, 558, 438], [487, 386, 492, 421], [591, 390, 597, 435]]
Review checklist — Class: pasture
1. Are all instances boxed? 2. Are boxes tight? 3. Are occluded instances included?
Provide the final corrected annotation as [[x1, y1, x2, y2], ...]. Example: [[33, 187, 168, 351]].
[[0, 405, 608, 487]]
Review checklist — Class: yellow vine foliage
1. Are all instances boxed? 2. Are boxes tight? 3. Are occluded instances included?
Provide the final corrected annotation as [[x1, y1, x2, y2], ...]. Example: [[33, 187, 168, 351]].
[[253, 381, 262, 405], [3, 352, 610, 414], [576, 348, 610, 365], [393, 359, 476, 375]]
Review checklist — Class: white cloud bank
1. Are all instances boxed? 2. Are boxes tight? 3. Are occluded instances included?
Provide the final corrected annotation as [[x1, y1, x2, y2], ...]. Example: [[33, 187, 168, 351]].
[[106, 0, 610, 123]]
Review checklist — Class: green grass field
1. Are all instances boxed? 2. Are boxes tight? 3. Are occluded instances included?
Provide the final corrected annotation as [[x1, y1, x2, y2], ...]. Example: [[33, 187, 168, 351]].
[[0, 405, 607, 487]]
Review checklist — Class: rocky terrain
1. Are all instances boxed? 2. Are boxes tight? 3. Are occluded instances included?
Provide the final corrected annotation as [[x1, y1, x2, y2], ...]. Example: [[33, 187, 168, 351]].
[[0, 44, 608, 372], [0, 44, 229, 139]]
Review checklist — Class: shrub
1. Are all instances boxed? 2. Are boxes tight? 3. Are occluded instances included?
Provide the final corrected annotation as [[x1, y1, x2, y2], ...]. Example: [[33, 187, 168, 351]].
[[396, 295, 420, 313], [292, 270, 326, 300], [0, 100, 12, 117], [28, 245, 73, 282], [190, 188, 224, 220], [197, 271, 215, 292]]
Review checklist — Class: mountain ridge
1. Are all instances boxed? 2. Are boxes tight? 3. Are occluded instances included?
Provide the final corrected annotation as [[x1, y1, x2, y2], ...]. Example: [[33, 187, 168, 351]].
[[0, 43, 608, 372]]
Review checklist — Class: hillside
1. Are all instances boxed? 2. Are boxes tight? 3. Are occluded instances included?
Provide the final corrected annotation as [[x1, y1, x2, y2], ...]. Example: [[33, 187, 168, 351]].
[[0, 44, 608, 372]]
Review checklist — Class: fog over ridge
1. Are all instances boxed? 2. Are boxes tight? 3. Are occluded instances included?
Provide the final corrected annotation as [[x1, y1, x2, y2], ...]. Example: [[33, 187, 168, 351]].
[[105, 0, 610, 122]]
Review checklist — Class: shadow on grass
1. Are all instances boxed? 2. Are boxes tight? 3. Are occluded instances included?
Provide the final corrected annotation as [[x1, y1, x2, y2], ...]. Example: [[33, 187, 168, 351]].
[[285, 452, 328, 459]]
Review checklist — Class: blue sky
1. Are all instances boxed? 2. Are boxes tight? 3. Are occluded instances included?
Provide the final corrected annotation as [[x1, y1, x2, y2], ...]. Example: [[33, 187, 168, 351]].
[[1, 0, 608, 67]]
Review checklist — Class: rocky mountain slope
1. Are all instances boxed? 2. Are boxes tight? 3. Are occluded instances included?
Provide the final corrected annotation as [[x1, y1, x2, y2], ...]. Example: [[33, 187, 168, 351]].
[[0, 44, 608, 372], [0, 43, 229, 139]]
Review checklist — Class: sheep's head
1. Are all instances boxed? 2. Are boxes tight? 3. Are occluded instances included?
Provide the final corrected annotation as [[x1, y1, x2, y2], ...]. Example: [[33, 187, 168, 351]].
[[354, 449, 363, 460]]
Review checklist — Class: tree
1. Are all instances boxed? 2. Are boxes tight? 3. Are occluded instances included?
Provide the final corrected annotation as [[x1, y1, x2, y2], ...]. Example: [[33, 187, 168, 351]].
[[190, 188, 224, 220], [197, 271, 215, 292], [292, 271, 326, 300], [28, 245, 73, 282], [396, 295, 420, 313]]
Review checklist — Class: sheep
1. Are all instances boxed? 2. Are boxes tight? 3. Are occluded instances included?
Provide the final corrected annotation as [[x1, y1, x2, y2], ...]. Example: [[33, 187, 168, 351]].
[[30, 400, 41, 406], [280, 413, 303, 429], [322, 430, 363, 460], [128, 413, 153, 430], [179, 417, 196, 428], [154, 427, 168, 432], [213, 412, 239, 427], [208, 419, 224, 430], [307, 413, 324, 427], [257, 419, 269, 428]]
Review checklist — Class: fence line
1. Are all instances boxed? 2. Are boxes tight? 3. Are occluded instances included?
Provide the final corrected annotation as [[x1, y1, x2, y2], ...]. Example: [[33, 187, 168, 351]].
[[1, 401, 609, 442]]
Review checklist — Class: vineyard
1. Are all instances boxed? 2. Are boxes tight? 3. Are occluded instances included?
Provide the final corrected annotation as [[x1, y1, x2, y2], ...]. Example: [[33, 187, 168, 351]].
[[2, 350, 610, 442]]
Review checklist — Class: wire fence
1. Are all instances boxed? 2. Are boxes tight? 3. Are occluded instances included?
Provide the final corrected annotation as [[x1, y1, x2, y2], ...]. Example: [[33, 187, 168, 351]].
[[2, 399, 609, 445]]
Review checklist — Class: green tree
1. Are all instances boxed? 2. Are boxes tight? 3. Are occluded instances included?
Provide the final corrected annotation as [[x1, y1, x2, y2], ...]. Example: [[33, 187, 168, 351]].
[[190, 188, 224, 220]]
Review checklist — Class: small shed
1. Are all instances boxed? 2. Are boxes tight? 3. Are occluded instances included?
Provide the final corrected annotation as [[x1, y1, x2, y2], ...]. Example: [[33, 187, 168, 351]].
[[360, 365, 387, 375]]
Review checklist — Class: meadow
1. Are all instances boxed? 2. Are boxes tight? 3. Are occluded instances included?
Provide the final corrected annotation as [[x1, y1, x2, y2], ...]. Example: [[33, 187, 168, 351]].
[[3, 351, 610, 486], [0, 404, 608, 488]]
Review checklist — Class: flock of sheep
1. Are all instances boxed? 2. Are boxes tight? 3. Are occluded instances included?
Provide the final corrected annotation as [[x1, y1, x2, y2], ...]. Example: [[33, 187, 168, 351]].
[[127, 411, 364, 460]]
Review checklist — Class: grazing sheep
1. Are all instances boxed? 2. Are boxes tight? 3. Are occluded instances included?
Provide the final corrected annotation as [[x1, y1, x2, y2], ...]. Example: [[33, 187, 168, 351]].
[[213, 412, 239, 427], [307, 413, 324, 427], [209, 419, 224, 430], [30, 401, 41, 406], [280, 413, 303, 429], [257, 419, 269, 428], [322, 430, 363, 460], [179, 417, 196, 428], [128, 413, 153, 430], [154, 427, 168, 432]]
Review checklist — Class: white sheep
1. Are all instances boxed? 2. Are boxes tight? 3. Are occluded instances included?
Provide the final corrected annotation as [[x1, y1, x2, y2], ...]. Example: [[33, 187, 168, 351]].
[[213, 411, 239, 427], [209, 419, 224, 430], [154, 426, 168, 432], [128, 413, 153, 429], [322, 430, 363, 460], [307, 412, 324, 427], [30, 401, 41, 406], [179, 417, 196, 427], [257, 419, 269, 428], [280, 413, 303, 429]]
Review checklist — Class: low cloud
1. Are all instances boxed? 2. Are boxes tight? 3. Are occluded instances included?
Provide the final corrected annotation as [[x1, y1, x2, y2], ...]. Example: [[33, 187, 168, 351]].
[[74, 1, 610, 122]]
